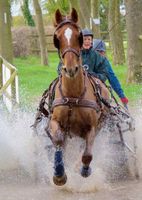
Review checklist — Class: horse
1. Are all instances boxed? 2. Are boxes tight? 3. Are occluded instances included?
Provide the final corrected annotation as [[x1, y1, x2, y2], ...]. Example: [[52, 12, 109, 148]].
[[44, 8, 110, 186]]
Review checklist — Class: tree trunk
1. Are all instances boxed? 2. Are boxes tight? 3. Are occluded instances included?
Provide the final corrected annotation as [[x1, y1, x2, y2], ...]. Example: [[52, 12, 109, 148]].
[[0, 0, 13, 63], [33, 0, 48, 66], [78, 0, 91, 29], [108, 0, 125, 65], [125, 0, 142, 83], [69, 0, 85, 28], [91, 0, 101, 38], [21, 0, 35, 27]]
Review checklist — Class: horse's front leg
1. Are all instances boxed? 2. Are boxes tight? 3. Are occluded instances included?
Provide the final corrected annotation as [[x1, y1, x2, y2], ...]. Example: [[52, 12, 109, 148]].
[[49, 119, 67, 186], [81, 127, 96, 177]]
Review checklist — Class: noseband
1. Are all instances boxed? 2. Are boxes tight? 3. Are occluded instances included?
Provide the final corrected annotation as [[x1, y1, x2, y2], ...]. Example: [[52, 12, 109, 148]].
[[53, 19, 83, 59]]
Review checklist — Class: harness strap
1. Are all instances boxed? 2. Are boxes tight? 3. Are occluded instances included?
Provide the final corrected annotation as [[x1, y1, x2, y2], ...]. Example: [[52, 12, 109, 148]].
[[87, 73, 112, 108], [52, 97, 100, 112], [38, 77, 59, 116], [61, 47, 80, 58]]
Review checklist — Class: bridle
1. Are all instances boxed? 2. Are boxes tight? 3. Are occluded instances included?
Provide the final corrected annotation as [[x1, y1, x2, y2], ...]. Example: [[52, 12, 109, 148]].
[[53, 19, 83, 59]]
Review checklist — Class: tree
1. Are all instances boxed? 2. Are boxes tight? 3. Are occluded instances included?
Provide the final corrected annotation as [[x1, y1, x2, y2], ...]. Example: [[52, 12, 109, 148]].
[[78, 0, 91, 29], [125, 0, 142, 83], [108, 0, 125, 65], [99, 0, 109, 31], [45, 0, 69, 17], [0, 0, 13, 63], [69, 0, 85, 28], [33, 0, 48, 66], [91, 0, 101, 38], [21, 0, 35, 26]]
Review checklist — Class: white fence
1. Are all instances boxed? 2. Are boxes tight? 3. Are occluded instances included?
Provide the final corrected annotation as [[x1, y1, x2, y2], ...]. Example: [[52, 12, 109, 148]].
[[0, 56, 19, 112]]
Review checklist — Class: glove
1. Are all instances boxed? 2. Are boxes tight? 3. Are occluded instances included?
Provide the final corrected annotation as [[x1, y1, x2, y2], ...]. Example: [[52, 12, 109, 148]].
[[120, 97, 129, 109]]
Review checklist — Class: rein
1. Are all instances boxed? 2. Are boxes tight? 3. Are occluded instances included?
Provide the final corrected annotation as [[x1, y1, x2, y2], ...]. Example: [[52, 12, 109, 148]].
[[61, 47, 80, 58]]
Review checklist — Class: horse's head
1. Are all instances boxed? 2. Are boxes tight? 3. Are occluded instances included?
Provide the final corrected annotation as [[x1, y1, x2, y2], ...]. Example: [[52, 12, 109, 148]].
[[54, 8, 83, 78]]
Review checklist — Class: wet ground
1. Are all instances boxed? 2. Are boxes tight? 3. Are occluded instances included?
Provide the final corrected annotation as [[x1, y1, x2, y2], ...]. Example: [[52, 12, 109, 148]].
[[0, 176, 142, 200]]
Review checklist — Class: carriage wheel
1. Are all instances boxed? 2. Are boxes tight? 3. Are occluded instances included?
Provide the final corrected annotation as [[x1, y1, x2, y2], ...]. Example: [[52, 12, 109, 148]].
[[117, 123, 139, 180]]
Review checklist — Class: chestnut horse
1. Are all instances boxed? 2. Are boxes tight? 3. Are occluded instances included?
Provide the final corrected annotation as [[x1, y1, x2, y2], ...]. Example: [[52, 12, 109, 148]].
[[47, 8, 109, 186]]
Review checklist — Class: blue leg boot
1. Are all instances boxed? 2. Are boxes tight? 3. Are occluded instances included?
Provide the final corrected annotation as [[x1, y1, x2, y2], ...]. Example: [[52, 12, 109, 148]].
[[53, 149, 67, 186]]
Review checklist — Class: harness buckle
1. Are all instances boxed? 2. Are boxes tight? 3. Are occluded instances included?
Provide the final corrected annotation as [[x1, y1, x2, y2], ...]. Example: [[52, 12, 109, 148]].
[[76, 99, 79, 104], [83, 64, 89, 71], [64, 97, 69, 104]]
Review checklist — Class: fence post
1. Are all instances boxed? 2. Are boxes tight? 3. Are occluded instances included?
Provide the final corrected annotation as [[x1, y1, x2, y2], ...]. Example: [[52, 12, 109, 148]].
[[0, 57, 2, 90], [11, 67, 17, 106], [139, 35, 142, 66], [0, 57, 19, 112]]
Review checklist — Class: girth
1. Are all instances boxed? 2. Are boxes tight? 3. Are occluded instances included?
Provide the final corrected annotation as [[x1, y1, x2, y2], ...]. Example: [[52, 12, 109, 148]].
[[52, 97, 101, 112]]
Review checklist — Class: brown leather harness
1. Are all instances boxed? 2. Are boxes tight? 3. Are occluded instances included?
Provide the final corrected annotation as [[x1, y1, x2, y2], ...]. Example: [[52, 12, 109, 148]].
[[51, 72, 102, 113], [36, 70, 108, 120]]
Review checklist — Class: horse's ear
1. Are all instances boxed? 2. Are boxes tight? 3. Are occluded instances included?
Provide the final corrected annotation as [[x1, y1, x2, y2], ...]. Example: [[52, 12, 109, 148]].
[[55, 9, 63, 25], [71, 8, 78, 23]]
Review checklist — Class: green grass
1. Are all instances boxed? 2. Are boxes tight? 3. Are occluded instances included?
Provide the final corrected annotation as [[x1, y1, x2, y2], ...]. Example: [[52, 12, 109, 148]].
[[111, 64, 142, 103], [106, 50, 142, 104], [14, 53, 59, 108], [14, 52, 142, 108]]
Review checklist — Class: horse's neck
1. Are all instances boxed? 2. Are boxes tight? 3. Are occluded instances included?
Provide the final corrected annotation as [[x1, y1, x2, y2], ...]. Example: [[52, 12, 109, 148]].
[[61, 71, 85, 97]]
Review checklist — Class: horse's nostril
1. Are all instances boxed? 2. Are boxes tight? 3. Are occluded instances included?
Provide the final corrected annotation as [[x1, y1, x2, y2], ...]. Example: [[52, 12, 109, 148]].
[[75, 66, 79, 72], [63, 67, 67, 73]]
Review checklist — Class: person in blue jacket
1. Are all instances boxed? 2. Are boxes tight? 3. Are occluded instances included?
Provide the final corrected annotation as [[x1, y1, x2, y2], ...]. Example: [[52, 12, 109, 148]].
[[93, 38, 128, 107], [80, 29, 109, 82]]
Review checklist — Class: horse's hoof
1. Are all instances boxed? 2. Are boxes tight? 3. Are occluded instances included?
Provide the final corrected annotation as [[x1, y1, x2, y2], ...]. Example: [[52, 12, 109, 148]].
[[81, 166, 91, 177], [53, 173, 67, 186]]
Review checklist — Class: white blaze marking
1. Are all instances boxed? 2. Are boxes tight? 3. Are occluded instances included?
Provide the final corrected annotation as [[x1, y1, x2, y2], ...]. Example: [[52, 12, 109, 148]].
[[64, 28, 72, 45]]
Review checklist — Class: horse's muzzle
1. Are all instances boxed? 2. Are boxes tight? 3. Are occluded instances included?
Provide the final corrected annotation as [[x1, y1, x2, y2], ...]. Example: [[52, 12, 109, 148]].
[[63, 65, 80, 78]]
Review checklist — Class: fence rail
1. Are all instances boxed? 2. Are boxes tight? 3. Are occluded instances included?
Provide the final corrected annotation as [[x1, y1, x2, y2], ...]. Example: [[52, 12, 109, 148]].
[[0, 56, 19, 112], [28, 30, 127, 54]]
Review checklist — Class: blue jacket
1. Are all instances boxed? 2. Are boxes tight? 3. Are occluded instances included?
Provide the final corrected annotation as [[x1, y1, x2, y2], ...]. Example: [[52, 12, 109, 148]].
[[81, 48, 108, 82], [104, 58, 125, 98], [81, 47, 125, 98]]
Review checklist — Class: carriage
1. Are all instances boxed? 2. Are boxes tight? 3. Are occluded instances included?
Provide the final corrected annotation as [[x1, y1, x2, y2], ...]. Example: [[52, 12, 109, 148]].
[[32, 8, 139, 186]]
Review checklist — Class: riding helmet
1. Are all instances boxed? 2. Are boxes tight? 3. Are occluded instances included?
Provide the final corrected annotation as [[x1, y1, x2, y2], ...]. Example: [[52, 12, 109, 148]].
[[82, 28, 93, 38]]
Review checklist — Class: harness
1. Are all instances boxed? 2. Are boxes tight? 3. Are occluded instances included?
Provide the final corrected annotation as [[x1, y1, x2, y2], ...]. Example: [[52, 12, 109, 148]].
[[52, 72, 101, 113], [32, 71, 107, 139], [36, 71, 108, 120]]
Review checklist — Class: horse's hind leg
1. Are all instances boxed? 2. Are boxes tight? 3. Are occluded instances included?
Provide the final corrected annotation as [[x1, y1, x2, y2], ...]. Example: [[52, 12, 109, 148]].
[[81, 128, 96, 177], [49, 119, 67, 186]]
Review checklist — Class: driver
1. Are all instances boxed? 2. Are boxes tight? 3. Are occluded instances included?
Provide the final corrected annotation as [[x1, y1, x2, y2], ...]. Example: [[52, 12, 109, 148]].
[[93, 38, 128, 108]]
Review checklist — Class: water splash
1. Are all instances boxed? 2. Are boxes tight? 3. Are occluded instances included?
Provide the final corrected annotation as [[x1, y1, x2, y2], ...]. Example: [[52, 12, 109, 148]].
[[0, 108, 36, 181], [0, 104, 142, 192]]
